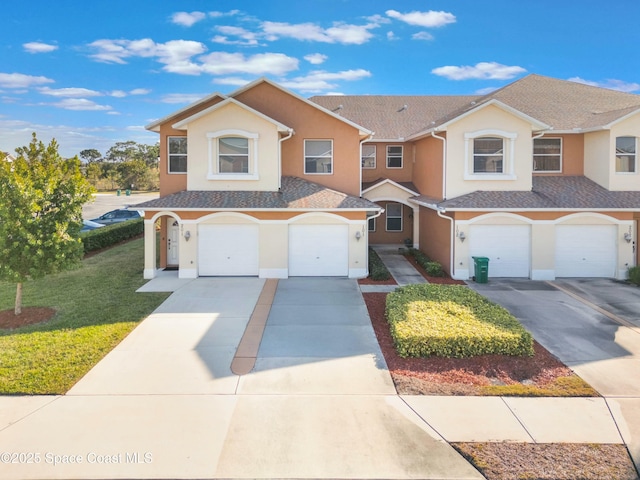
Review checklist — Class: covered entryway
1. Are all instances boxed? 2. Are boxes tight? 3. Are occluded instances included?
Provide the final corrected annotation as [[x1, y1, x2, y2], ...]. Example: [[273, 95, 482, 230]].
[[167, 220, 180, 266], [198, 224, 259, 276], [555, 225, 617, 277], [468, 225, 531, 277], [289, 224, 348, 276]]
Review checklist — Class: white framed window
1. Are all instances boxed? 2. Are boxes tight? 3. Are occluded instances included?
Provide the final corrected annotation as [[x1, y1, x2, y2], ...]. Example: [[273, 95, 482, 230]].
[[386, 203, 402, 231], [473, 137, 503, 173], [464, 129, 517, 180], [219, 137, 249, 173], [304, 139, 333, 174], [207, 129, 259, 180], [168, 137, 187, 173], [387, 145, 403, 168], [616, 136, 637, 173], [533, 137, 562, 172], [362, 144, 376, 169], [368, 217, 376, 232]]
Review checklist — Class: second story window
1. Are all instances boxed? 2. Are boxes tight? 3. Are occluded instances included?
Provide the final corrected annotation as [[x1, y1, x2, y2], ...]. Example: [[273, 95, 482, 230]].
[[387, 145, 403, 168], [533, 137, 562, 172], [304, 140, 333, 174], [168, 137, 187, 173], [219, 137, 249, 173], [616, 136, 637, 173], [473, 137, 503, 173], [362, 144, 376, 169]]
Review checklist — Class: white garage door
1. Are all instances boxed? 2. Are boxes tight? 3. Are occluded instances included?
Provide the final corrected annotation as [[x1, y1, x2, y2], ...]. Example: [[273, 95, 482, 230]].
[[198, 224, 259, 276], [469, 225, 531, 277], [289, 224, 348, 276], [556, 225, 616, 277]]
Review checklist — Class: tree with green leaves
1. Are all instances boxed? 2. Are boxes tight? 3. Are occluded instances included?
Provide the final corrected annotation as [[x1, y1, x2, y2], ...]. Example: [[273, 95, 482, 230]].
[[79, 148, 102, 163], [0, 133, 94, 315]]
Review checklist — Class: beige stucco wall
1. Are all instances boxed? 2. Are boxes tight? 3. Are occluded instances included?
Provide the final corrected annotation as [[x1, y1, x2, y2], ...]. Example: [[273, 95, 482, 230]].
[[445, 104, 535, 198], [182, 102, 282, 191], [610, 113, 640, 191], [143, 211, 369, 279], [413, 134, 445, 199], [449, 212, 635, 281]]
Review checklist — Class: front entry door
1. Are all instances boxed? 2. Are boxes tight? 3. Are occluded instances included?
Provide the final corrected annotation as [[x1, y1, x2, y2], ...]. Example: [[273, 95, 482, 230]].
[[167, 221, 180, 266]]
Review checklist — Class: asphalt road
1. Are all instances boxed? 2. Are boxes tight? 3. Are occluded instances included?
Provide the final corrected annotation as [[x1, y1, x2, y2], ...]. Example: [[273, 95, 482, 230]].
[[82, 192, 159, 220]]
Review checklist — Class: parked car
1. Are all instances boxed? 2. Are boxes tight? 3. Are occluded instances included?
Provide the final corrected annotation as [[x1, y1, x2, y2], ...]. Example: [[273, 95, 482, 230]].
[[81, 220, 106, 232], [90, 209, 142, 226]]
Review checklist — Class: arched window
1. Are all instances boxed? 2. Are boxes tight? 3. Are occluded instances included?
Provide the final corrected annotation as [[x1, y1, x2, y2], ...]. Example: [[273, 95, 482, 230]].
[[207, 129, 259, 180], [464, 129, 517, 180]]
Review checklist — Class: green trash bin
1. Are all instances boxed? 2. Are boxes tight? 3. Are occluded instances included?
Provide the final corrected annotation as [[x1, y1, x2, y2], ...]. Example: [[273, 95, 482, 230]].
[[125, 189, 131, 196], [116, 189, 121, 196], [472, 256, 489, 283]]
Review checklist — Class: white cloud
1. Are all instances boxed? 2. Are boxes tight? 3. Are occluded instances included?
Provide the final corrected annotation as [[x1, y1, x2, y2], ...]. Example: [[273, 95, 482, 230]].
[[568, 77, 640, 93], [261, 21, 376, 45], [432, 62, 526, 80], [171, 11, 206, 27], [213, 26, 260, 46], [109, 90, 127, 98], [281, 69, 371, 93], [0, 72, 54, 89], [199, 52, 299, 76], [49, 98, 113, 111], [161, 93, 207, 104], [38, 86, 102, 97], [304, 53, 328, 65], [129, 88, 151, 95], [23, 42, 58, 53], [209, 10, 241, 18], [412, 31, 434, 41], [386, 10, 456, 28], [87, 38, 207, 75], [387, 31, 399, 41]]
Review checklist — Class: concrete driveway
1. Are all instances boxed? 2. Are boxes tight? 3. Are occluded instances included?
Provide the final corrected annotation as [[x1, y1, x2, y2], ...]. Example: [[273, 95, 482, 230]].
[[468, 277, 640, 470], [0, 277, 481, 480]]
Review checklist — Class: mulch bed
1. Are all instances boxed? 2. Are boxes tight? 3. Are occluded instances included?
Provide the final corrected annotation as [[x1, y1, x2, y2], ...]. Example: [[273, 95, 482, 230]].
[[0, 307, 57, 330]]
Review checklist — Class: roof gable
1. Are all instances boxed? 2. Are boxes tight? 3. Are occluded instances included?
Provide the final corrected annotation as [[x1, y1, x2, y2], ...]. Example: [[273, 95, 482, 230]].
[[171, 97, 292, 132]]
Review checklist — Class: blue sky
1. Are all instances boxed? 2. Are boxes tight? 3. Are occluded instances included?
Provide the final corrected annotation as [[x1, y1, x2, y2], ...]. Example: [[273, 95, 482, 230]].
[[2, 0, 639, 158]]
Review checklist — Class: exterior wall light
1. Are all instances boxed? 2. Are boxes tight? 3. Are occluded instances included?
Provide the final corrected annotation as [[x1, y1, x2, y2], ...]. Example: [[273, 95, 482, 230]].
[[458, 231, 466, 243], [624, 232, 632, 243], [184, 230, 191, 242], [355, 230, 362, 241]]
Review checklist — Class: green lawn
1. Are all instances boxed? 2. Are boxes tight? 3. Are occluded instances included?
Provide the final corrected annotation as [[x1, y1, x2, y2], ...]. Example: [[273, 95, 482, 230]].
[[0, 238, 169, 394]]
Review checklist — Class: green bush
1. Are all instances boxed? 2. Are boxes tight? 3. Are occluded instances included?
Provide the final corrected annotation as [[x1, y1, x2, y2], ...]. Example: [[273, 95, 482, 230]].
[[628, 266, 640, 286], [368, 247, 392, 281], [408, 248, 444, 277], [386, 284, 534, 358], [80, 219, 144, 253]]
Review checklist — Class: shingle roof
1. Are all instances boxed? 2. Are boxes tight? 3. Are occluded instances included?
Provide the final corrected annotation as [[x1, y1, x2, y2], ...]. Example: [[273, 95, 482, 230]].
[[309, 74, 640, 138], [134, 176, 381, 211], [362, 178, 420, 194], [432, 176, 640, 210], [308, 95, 478, 139]]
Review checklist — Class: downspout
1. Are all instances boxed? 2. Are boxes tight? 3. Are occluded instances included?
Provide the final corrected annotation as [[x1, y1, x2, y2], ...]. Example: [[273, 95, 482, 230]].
[[431, 131, 447, 200], [437, 207, 456, 279], [359, 132, 375, 196], [278, 128, 294, 190]]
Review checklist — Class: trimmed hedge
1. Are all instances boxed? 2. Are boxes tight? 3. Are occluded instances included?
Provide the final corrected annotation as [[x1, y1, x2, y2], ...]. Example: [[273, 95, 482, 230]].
[[386, 284, 534, 358], [629, 266, 640, 286], [408, 248, 444, 277], [80, 219, 144, 253], [368, 247, 392, 280]]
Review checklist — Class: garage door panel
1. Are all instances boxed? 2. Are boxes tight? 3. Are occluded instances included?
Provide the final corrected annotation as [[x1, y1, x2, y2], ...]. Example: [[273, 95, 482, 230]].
[[289, 224, 348, 276], [556, 225, 616, 278], [469, 225, 531, 278], [198, 224, 259, 276]]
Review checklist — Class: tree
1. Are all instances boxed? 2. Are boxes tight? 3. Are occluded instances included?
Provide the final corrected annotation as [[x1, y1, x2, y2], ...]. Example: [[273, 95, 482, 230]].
[[79, 148, 102, 163], [105, 141, 138, 163], [0, 133, 94, 315]]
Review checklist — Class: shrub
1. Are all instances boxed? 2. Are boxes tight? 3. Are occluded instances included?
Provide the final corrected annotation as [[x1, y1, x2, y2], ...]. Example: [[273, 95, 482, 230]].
[[368, 247, 392, 281], [386, 284, 534, 358], [80, 219, 144, 253], [628, 266, 640, 286], [407, 248, 444, 277]]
